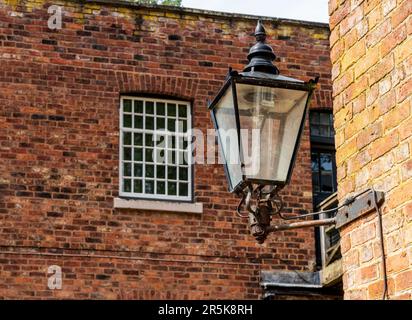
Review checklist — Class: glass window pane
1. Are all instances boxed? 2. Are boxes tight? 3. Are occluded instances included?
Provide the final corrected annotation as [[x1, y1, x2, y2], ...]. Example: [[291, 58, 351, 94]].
[[320, 153, 332, 171], [123, 114, 132, 128], [134, 100, 143, 113], [134, 163, 143, 177], [157, 102, 165, 116], [134, 115, 143, 129], [311, 152, 319, 172], [123, 147, 131, 161], [145, 164, 154, 178], [168, 166, 177, 180], [145, 180, 155, 194], [179, 167, 188, 181], [157, 181, 166, 195], [123, 132, 132, 145], [134, 133, 143, 146], [312, 174, 320, 193], [133, 179, 142, 193], [146, 101, 154, 114], [178, 104, 187, 118], [156, 117, 165, 130], [134, 148, 143, 161], [146, 116, 154, 130], [168, 182, 177, 195], [123, 162, 132, 176], [145, 149, 154, 163], [123, 179, 131, 192], [179, 183, 188, 196], [167, 119, 175, 131], [123, 99, 132, 112], [321, 173, 333, 192], [145, 133, 154, 147], [157, 165, 165, 179], [167, 103, 176, 117], [320, 112, 330, 125]]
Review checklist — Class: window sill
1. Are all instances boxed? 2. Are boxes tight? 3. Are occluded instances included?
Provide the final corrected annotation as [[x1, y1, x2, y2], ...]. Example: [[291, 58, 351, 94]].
[[113, 197, 203, 214]]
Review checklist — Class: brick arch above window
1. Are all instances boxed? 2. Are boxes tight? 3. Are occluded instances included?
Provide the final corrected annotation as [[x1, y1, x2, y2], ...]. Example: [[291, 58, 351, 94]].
[[116, 73, 200, 102]]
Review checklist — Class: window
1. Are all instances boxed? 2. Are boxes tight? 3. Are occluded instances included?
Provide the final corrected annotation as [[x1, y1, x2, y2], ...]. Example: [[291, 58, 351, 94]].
[[310, 111, 335, 140], [309, 111, 337, 206], [119, 96, 192, 201], [310, 110, 339, 270]]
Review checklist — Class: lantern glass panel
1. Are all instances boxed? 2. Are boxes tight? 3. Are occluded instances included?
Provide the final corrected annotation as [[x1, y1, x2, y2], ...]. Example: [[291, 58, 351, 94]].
[[236, 83, 308, 184], [213, 87, 243, 190]]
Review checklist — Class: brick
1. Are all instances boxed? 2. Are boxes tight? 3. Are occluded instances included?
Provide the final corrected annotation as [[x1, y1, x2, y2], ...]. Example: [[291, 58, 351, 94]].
[[356, 121, 382, 150], [390, 0, 412, 29], [401, 159, 412, 181], [0, 0, 329, 300], [366, 18, 392, 48], [351, 223, 376, 247], [382, 97, 411, 130], [370, 130, 398, 160], [341, 39, 366, 71], [360, 264, 378, 283], [395, 270, 412, 292], [387, 251, 409, 274], [369, 53, 394, 86]]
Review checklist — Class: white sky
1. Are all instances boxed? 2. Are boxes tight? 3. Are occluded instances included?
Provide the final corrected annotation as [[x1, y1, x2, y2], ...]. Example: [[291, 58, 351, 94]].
[[181, 0, 330, 23]]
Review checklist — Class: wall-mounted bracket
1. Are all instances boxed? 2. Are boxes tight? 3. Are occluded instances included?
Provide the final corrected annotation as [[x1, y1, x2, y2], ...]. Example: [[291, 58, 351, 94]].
[[335, 190, 384, 229]]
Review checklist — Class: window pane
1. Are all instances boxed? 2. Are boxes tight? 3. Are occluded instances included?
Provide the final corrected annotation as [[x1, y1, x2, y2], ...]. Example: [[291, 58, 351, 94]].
[[134, 163, 143, 177], [145, 134, 154, 147], [178, 104, 187, 118], [156, 117, 165, 130], [145, 164, 154, 178], [134, 133, 143, 146], [134, 100, 143, 113], [123, 147, 131, 161], [320, 112, 331, 125], [321, 173, 333, 192], [134, 148, 143, 161], [146, 101, 154, 114], [157, 165, 165, 179], [123, 100, 132, 112], [134, 115, 143, 129], [123, 162, 132, 177], [133, 179, 142, 193], [123, 114, 132, 128], [145, 149, 154, 163], [167, 119, 175, 131], [320, 153, 332, 171], [167, 103, 176, 117], [168, 182, 177, 195], [311, 152, 319, 172], [157, 181, 166, 195], [145, 180, 155, 194], [168, 166, 177, 180], [123, 179, 131, 192], [146, 116, 154, 130], [123, 132, 132, 145], [179, 183, 188, 196], [157, 102, 165, 115], [179, 167, 188, 181]]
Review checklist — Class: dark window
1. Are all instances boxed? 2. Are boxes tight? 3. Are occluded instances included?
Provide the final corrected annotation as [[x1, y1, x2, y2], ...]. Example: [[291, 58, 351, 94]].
[[310, 111, 337, 206]]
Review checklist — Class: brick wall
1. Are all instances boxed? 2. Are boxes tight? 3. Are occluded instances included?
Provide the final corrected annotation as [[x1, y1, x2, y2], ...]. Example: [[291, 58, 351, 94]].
[[0, 0, 332, 299], [329, 0, 411, 299]]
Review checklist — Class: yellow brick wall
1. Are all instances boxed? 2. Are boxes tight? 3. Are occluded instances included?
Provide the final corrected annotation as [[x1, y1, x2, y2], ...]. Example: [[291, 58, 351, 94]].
[[329, 0, 412, 299]]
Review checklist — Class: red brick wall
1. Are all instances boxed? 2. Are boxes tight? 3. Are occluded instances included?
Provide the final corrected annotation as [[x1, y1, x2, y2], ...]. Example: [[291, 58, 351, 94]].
[[0, 0, 332, 299]]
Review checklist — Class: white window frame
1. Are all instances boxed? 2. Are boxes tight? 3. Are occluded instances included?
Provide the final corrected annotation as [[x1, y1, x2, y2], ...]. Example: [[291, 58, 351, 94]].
[[119, 96, 192, 202]]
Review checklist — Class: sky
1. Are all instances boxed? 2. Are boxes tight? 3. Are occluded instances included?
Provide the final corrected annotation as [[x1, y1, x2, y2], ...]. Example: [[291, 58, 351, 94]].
[[181, 0, 330, 23]]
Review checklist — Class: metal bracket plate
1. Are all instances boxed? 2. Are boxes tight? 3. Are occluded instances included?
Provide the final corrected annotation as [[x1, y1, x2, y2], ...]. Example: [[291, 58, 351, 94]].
[[335, 190, 385, 229]]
